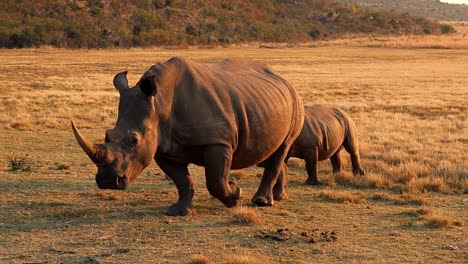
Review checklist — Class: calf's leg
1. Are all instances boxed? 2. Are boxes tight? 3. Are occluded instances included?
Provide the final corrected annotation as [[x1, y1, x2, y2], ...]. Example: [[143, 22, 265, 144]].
[[303, 147, 320, 185], [343, 137, 365, 176], [330, 150, 343, 174]]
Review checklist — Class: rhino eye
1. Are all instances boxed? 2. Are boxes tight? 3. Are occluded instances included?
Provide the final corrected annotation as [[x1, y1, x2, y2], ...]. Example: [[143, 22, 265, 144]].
[[128, 135, 139, 146]]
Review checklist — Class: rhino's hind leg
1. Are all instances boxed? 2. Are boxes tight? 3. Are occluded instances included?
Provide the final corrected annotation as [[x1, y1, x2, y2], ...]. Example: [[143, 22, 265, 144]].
[[273, 163, 288, 201], [204, 145, 241, 208], [330, 150, 343, 174], [155, 157, 196, 216], [343, 135, 365, 176], [252, 144, 289, 206]]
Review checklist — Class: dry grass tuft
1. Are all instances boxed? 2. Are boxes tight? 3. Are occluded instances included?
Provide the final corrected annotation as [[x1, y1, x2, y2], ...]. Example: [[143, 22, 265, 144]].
[[317, 189, 364, 204], [232, 206, 260, 224], [415, 207, 433, 216], [287, 158, 305, 168], [404, 177, 450, 194], [370, 192, 429, 206], [396, 194, 429, 206], [53, 162, 71, 170], [369, 192, 394, 202], [333, 172, 393, 189], [8, 153, 34, 172], [230, 170, 246, 180], [333, 172, 356, 186], [95, 192, 122, 201], [223, 255, 269, 264], [425, 215, 452, 229], [189, 255, 213, 264]]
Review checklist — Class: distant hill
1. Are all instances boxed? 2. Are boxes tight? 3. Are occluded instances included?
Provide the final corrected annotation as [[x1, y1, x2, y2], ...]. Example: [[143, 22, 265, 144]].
[[335, 0, 468, 21], [0, 0, 455, 48]]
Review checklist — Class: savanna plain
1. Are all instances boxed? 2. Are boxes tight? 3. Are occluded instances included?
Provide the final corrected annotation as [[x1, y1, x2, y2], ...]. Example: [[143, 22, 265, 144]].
[[0, 42, 467, 263]]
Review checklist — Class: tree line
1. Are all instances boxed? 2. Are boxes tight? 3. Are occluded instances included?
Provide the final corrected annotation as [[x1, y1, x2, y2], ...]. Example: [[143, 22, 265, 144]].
[[0, 0, 455, 48]]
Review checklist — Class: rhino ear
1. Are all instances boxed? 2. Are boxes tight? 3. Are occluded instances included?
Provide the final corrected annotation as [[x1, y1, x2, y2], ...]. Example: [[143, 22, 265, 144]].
[[113, 71, 129, 92], [139, 75, 157, 97]]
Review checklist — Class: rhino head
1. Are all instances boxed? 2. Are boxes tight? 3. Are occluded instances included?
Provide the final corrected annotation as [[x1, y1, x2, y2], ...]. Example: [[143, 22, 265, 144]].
[[72, 72, 159, 189]]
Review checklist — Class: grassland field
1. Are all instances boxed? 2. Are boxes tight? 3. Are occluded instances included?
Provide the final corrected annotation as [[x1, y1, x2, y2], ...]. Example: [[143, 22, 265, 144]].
[[0, 38, 467, 263]]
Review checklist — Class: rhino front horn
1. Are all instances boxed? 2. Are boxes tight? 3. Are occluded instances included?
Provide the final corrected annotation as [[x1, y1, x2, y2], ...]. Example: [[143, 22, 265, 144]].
[[71, 120, 98, 163]]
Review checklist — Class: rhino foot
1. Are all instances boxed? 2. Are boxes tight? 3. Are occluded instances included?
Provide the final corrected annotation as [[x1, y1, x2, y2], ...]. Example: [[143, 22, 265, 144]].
[[304, 179, 320, 186], [165, 204, 196, 216], [220, 181, 242, 208], [354, 169, 365, 176], [273, 191, 288, 201], [251, 196, 274, 207]]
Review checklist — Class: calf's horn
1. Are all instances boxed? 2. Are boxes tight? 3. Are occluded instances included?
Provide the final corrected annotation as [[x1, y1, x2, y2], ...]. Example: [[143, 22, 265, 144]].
[[71, 120, 98, 163]]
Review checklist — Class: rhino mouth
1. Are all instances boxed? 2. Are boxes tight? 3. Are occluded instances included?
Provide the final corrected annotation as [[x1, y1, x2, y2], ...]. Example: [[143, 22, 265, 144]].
[[96, 174, 128, 190]]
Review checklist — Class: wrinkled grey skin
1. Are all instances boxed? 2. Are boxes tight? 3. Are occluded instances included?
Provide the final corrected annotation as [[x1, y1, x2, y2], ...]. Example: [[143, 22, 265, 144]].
[[72, 57, 304, 216], [286, 105, 365, 185]]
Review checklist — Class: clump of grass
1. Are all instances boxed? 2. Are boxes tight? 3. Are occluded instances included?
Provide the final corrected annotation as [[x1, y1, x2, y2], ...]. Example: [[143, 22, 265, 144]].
[[224, 255, 268, 264], [287, 158, 305, 168], [189, 255, 213, 264], [361, 173, 393, 189], [370, 192, 428, 206], [333, 172, 393, 189], [232, 206, 260, 224], [8, 153, 34, 172], [95, 192, 122, 201], [53, 162, 71, 170], [415, 207, 433, 216], [425, 215, 452, 229], [395, 194, 429, 206], [404, 177, 450, 193], [369, 192, 394, 202], [398, 219, 416, 228], [321, 175, 336, 187], [333, 172, 356, 186], [230, 170, 245, 180], [317, 189, 364, 204]]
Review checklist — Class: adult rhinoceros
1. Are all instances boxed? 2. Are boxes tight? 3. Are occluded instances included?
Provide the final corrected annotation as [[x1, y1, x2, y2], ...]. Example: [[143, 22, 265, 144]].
[[72, 57, 304, 216]]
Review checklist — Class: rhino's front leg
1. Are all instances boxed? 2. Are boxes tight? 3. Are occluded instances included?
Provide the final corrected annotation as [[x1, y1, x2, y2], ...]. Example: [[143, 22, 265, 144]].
[[304, 148, 320, 185], [203, 145, 241, 208], [155, 156, 196, 216]]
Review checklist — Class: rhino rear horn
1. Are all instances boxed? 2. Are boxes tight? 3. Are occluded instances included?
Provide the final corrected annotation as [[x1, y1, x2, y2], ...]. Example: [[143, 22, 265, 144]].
[[113, 71, 129, 92], [71, 120, 98, 163]]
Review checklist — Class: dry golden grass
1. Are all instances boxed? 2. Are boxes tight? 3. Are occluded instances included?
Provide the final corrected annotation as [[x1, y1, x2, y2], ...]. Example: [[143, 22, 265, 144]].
[[0, 45, 467, 263], [317, 189, 365, 204], [425, 215, 453, 229], [223, 255, 270, 264], [189, 255, 213, 264], [232, 206, 261, 224]]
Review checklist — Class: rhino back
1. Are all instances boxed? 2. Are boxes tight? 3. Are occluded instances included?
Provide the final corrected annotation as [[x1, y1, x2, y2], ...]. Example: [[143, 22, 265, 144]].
[[155, 57, 302, 168]]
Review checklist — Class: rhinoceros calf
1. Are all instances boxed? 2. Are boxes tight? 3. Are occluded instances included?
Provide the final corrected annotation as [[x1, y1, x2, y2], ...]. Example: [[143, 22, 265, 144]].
[[286, 105, 365, 185], [72, 57, 304, 216]]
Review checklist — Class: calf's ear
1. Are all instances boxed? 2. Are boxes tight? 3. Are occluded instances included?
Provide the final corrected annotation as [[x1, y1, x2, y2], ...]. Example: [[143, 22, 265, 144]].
[[139, 75, 157, 97], [113, 71, 129, 92]]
